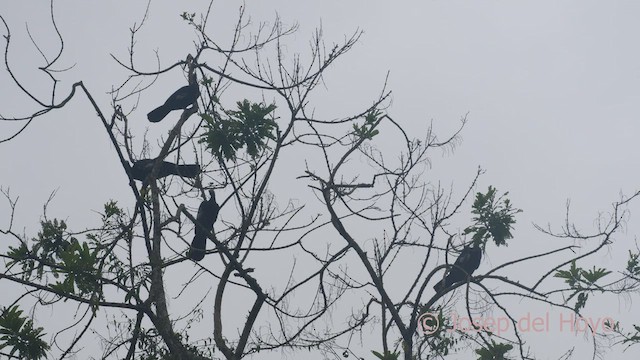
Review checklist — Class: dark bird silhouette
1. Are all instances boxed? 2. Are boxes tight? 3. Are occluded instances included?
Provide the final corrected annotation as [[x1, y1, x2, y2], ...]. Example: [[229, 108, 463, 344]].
[[130, 159, 200, 181], [147, 83, 200, 123], [433, 243, 482, 292], [189, 190, 220, 261]]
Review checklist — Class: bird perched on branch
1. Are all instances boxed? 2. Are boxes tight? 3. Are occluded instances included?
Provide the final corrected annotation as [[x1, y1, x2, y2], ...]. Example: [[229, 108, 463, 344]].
[[130, 159, 200, 181], [189, 190, 220, 261], [147, 82, 200, 122], [433, 242, 482, 292]]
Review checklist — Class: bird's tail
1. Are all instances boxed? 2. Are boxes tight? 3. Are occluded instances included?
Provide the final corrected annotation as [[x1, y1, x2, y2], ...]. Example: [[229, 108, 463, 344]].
[[147, 105, 170, 123], [174, 164, 201, 178], [433, 279, 446, 293], [189, 235, 206, 261]]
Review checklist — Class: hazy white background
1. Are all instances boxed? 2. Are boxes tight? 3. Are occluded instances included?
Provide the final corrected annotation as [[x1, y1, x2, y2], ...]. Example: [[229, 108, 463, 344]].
[[1, 1, 639, 359]]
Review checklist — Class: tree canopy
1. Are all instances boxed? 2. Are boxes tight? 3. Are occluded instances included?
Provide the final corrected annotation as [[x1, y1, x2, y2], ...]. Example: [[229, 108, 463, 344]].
[[1, 2, 640, 360]]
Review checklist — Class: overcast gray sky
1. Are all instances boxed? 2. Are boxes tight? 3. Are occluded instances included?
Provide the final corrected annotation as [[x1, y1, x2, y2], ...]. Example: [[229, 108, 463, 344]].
[[1, 1, 640, 359]]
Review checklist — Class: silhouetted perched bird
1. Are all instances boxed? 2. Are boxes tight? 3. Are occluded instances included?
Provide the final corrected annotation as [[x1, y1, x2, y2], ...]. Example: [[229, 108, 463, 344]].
[[130, 159, 200, 181], [433, 243, 482, 292], [189, 190, 220, 261], [147, 83, 200, 122]]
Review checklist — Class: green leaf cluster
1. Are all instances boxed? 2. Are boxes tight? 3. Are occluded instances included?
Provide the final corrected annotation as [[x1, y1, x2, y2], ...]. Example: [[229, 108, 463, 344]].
[[553, 260, 611, 312], [6, 219, 102, 305], [7, 219, 73, 278], [50, 240, 101, 299], [200, 100, 277, 161], [418, 306, 458, 356], [103, 200, 122, 220], [464, 186, 521, 247], [180, 12, 196, 23], [554, 261, 610, 288], [429, 336, 456, 356], [371, 349, 399, 360], [475, 340, 513, 360], [0, 306, 49, 360], [352, 109, 382, 140], [626, 250, 640, 277], [622, 324, 640, 347]]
